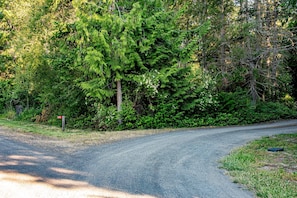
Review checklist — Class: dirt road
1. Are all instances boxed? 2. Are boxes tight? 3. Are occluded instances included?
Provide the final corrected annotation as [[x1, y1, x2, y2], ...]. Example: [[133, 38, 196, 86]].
[[1, 120, 297, 198]]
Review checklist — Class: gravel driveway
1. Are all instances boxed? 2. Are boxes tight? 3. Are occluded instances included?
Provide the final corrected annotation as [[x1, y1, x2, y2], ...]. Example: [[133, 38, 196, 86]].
[[1, 120, 297, 198]]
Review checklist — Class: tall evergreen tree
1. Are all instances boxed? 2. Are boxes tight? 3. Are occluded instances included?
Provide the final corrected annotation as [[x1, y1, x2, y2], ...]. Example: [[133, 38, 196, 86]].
[[0, 0, 13, 112], [73, 1, 144, 114]]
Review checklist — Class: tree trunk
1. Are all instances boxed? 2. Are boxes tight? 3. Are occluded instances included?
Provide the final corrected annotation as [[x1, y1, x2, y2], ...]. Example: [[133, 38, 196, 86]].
[[116, 80, 122, 124]]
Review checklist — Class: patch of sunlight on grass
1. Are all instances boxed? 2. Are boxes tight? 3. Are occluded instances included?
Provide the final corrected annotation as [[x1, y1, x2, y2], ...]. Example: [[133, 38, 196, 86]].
[[221, 133, 297, 198]]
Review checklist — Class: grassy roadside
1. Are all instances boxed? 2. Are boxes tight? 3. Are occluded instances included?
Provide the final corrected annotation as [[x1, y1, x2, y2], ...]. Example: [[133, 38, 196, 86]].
[[0, 118, 175, 146], [221, 134, 297, 198]]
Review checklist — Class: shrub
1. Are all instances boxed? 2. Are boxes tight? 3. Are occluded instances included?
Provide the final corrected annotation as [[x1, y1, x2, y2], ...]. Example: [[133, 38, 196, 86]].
[[67, 115, 93, 129], [2, 109, 16, 120], [15, 108, 42, 122], [217, 90, 250, 113], [92, 104, 118, 131], [136, 115, 156, 129], [118, 100, 138, 130], [255, 101, 297, 120]]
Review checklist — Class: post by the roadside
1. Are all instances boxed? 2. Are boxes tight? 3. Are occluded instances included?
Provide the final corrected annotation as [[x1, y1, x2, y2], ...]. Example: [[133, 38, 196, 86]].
[[57, 115, 66, 131]]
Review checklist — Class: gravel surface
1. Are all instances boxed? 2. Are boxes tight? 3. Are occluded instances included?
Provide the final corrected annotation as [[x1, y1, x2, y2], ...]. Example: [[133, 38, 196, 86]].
[[1, 120, 297, 198]]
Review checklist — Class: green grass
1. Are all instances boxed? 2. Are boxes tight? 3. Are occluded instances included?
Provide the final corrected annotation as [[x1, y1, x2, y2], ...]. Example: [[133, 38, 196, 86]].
[[0, 118, 175, 145], [0, 118, 86, 138], [221, 134, 297, 198]]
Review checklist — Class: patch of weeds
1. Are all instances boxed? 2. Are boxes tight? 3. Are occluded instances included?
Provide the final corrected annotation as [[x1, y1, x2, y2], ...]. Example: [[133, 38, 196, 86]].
[[221, 133, 297, 198], [222, 149, 256, 171]]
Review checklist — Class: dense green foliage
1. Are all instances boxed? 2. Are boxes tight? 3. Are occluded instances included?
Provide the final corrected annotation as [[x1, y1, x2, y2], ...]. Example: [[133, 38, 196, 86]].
[[0, 0, 297, 130]]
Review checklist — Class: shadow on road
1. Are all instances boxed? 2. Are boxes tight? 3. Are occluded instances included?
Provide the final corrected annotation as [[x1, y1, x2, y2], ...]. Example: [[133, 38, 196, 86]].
[[0, 137, 155, 198]]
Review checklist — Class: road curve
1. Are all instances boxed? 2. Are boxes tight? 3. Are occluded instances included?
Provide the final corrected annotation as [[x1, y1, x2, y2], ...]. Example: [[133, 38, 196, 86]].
[[1, 120, 297, 198]]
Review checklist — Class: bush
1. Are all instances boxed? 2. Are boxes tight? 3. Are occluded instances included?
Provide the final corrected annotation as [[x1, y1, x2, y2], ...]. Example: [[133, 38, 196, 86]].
[[92, 104, 118, 131], [255, 101, 297, 120], [67, 115, 93, 129], [136, 115, 156, 129], [2, 109, 16, 120], [217, 90, 250, 113], [175, 117, 200, 128], [15, 108, 42, 122], [118, 100, 138, 130], [0, 79, 13, 114]]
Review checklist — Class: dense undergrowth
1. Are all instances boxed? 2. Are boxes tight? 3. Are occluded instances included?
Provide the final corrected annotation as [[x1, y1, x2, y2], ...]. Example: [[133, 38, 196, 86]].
[[1, 91, 296, 131]]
